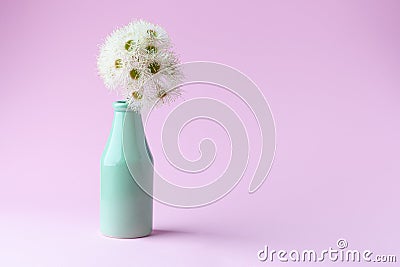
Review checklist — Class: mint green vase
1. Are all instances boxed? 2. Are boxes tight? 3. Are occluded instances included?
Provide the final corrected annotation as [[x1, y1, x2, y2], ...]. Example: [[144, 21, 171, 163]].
[[100, 101, 153, 238]]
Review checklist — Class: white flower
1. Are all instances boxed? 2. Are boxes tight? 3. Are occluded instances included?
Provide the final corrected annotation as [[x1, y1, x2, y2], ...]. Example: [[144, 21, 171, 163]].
[[97, 19, 183, 112]]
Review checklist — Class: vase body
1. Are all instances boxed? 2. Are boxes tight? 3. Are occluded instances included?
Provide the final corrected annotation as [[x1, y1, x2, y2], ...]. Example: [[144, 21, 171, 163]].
[[100, 101, 153, 238]]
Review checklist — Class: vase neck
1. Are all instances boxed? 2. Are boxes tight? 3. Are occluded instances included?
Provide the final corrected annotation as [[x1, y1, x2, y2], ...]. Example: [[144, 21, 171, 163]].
[[102, 101, 152, 166], [111, 103, 144, 141]]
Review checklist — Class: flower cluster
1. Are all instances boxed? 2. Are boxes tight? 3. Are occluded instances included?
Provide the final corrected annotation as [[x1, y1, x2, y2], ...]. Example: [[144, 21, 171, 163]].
[[97, 20, 183, 111]]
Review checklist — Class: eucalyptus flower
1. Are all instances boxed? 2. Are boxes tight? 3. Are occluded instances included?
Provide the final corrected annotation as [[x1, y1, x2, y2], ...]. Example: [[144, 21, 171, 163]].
[[97, 20, 183, 111]]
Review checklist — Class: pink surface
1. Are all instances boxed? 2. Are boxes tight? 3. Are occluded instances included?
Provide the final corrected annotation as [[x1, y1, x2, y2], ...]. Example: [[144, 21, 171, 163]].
[[1, 0, 400, 266]]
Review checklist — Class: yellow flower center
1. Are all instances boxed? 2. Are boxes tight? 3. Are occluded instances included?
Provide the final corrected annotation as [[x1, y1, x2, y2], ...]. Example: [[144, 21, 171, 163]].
[[114, 59, 123, 69], [148, 62, 160, 74], [131, 91, 143, 100], [125, 40, 135, 51], [129, 69, 140, 80], [146, 45, 157, 53], [158, 90, 167, 98], [147, 29, 157, 37]]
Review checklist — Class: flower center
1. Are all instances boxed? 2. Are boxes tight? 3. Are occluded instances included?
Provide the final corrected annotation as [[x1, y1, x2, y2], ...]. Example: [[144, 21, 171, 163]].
[[147, 29, 157, 37], [125, 40, 135, 51], [148, 62, 160, 74], [158, 90, 167, 98], [131, 91, 143, 100], [114, 59, 123, 69], [129, 69, 140, 79], [146, 45, 157, 53]]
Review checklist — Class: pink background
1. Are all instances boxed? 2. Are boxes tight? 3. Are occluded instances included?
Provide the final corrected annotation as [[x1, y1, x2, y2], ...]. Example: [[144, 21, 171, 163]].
[[1, 0, 399, 266]]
